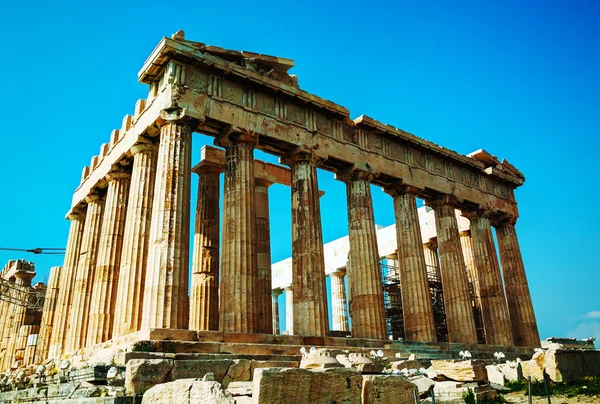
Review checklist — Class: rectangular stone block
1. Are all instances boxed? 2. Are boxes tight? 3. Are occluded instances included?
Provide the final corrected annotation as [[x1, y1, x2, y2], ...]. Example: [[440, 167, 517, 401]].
[[362, 375, 417, 404], [171, 359, 233, 382], [252, 367, 362, 404], [431, 359, 487, 381]]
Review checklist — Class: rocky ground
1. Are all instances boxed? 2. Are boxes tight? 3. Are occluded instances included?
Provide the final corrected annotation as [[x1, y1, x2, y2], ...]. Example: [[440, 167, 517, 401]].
[[503, 392, 600, 403]]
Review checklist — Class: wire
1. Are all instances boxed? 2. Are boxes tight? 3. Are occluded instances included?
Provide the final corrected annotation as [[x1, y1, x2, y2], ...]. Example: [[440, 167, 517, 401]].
[[0, 247, 66, 255]]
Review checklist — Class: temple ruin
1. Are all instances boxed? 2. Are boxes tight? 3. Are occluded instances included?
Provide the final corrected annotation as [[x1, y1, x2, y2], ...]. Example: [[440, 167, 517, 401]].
[[0, 31, 547, 401]]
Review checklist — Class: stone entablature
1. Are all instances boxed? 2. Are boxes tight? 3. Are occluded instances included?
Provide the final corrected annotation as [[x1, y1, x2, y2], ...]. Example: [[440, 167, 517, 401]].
[[71, 35, 523, 219]]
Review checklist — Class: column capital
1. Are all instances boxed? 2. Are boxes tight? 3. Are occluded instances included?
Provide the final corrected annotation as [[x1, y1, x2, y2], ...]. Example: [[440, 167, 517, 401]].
[[84, 190, 105, 204], [461, 208, 494, 221], [279, 146, 322, 167], [330, 267, 347, 278], [255, 177, 274, 188], [271, 288, 284, 298], [192, 163, 223, 176], [158, 108, 203, 127], [106, 165, 131, 182], [491, 213, 518, 227], [66, 206, 86, 221], [425, 194, 462, 209], [383, 183, 421, 198], [214, 125, 258, 147], [459, 229, 471, 238], [335, 165, 377, 183], [131, 138, 158, 156], [424, 237, 438, 250]]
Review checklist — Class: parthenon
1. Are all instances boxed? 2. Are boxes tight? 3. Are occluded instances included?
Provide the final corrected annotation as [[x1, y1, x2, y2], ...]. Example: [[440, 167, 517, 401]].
[[0, 30, 545, 401]]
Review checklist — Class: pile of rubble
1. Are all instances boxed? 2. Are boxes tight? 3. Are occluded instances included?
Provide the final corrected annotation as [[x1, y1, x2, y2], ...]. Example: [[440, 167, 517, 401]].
[[0, 344, 598, 403]]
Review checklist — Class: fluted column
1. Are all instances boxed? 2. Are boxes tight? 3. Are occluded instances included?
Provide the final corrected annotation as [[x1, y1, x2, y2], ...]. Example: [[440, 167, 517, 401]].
[[387, 186, 436, 342], [113, 140, 158, 337], [282, 149, 329, 337], [37, 266, 61, 362], [272, 289, 283, 335], [285, 287, 293, 335], [218, 133, 258, 333], [142, 121, 192, 330], [21, 325, 39, 367], [495, 219, 540, 347], [3, 270, 35, 371], [337, 170, 386, 339], [48, 209, 85, 358], [460, 230, 481, 306], [330, 269, 350, 332], [87, 169, 130, 346], [428, 199, 477, 344], [255, 178, 274, 334], [189, 165, 221, 331], [65, 192, 105, 352], [423, 239, 440, 278], [463, 211, 513, 346]]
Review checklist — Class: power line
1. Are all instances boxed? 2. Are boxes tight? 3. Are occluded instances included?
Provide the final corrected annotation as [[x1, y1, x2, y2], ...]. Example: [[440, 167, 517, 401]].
[[0, 247, 65, 255]]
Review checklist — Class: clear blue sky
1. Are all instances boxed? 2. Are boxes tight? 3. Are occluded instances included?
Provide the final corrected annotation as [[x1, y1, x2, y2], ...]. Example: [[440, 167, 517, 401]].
[[1, 1, 598, 342]]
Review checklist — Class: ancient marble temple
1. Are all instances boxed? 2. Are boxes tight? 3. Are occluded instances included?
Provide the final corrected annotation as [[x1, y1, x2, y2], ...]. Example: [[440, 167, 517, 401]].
[[29, 31, 539, 367]]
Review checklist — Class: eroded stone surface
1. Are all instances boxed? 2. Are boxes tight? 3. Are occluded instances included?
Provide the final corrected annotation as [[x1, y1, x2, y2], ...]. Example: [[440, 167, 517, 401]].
[[125, 359, 174, 396], [252, 367, 362, 404], [430, 360, 487, 382]]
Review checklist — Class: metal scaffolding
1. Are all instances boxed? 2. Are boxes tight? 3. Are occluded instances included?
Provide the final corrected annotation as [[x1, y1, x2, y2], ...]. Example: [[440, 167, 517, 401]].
[[380, 260, 487, 343], [0, 277, 45, 311]]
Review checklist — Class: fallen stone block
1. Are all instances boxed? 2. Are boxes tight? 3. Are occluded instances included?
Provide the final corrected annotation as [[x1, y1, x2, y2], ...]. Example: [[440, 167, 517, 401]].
[[409, 375, 435, 395], [252, 367, 362, 404], [222, 359, 251, 387], [171, 359, 232, 383], [430, 360, 487, 382], [390, 359, 423, 371], [433, 380, 497, 402], [125, 359, 174, 396], [498, 362, 522, 382], [142, 378, 234, 404], [299, 352, 342, 369], [362, 374, 418, 404], [227, 381, 253, 396], [544, 349, 585, 382], [485, 365, 505, 385]]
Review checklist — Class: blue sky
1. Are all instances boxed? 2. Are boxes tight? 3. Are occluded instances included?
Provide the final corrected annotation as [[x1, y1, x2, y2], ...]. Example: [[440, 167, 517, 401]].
[[1, 1, 598, 342]]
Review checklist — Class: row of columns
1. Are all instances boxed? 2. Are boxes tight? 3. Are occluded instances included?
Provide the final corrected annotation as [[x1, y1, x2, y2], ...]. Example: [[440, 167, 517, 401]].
[[50, 116, 538, 358]]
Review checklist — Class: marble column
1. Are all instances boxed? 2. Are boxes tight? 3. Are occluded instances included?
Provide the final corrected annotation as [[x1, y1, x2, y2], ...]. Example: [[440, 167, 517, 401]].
[[189, 165, 221, 332], [460, 230, 481, 305], [142, 121, 192, 330], [423, 239, 440, 278], [66, 192, 105, 352], [3, 270, 35, 370], [464, 211, 513, 346], [219, 133, 258, 333], [272, 289, 283, 335], [255, 178, 273, 334], [283, 150, 329, 337], [330, 269, 350, 332], [338, 170, 386, 339], [87, 168, 130, 346], [48, 209, 85, 358], [387, 186, 436, 342], [37, 266, 61, 363], [495, 218, 540, 347], [113, 140, 158, 337], [285, 286, 294, 335], [21, 325, 39, 367], [428, 200, 478, 344]]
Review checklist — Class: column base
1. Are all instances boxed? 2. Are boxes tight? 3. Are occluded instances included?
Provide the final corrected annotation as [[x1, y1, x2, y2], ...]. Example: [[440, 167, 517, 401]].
[[57, 329, 535, 365]]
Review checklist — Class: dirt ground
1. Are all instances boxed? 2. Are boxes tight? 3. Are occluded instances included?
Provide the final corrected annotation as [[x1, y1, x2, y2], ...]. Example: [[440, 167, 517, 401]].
[[503, 391, 600, 403]]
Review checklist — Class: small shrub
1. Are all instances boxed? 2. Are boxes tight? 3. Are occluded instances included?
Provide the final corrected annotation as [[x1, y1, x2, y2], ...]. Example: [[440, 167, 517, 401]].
[[462, 388, 477, 404], [131, 340, 157, 352]]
